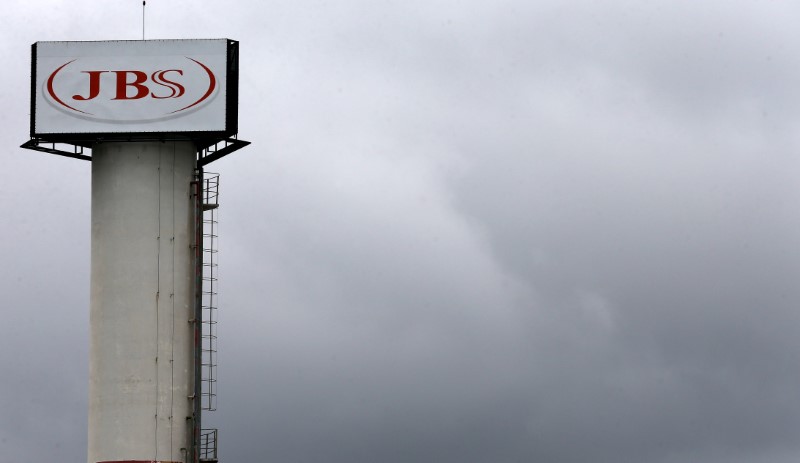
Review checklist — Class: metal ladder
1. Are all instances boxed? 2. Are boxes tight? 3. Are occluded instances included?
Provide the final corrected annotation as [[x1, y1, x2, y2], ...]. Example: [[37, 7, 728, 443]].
[[200, 173, 220, 462], [201, 173, 220, 413]]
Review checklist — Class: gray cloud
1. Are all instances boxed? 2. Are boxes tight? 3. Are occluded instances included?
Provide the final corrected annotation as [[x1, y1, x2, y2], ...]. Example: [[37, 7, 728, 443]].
[[3, 1, 800, 462]]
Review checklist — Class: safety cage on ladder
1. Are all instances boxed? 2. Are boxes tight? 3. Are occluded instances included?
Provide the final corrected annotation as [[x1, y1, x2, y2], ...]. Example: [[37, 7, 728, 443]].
[[201, 172, 220, 413], [196, 171, 221, 463]]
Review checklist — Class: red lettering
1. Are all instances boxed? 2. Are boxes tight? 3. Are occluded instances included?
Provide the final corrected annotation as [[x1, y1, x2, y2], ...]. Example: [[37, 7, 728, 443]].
[[112, 71, 149, 100], [150, 69, 185, 99], [72, 71, 108, 101]]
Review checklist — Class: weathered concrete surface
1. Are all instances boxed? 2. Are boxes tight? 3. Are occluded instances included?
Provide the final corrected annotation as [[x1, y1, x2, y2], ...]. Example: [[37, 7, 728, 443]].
[[89, 141, 196, 463]]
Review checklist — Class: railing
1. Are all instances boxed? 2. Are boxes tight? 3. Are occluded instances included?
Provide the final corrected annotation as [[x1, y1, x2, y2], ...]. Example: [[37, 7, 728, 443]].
[[200, 428, 218, 462]]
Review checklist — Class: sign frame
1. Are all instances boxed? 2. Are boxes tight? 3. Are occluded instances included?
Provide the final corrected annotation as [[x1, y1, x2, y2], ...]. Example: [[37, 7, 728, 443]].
[[30, 39, 240, 144]]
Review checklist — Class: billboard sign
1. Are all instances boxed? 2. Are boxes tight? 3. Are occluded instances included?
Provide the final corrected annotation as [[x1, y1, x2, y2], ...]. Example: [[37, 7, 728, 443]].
[[31, 39, 238, 140]]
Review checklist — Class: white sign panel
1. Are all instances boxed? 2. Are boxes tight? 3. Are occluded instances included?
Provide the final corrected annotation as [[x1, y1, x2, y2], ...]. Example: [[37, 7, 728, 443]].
[[33, 39, 234, 136]]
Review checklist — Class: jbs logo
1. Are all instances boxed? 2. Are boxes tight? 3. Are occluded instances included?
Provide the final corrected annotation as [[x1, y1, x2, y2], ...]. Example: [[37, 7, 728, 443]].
[[44, 57, 218, 121], [72, 69, 186, 101]]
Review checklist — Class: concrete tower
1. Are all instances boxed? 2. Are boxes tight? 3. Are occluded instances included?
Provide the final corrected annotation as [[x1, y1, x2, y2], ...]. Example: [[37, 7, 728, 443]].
[[23, 39, 248, 463], [89, 141, 197, 463]]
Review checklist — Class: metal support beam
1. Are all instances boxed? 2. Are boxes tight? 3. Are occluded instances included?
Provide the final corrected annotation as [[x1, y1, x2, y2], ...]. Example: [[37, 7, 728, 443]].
[[197, 138, 251, 167], [20, 138, 91, 161]]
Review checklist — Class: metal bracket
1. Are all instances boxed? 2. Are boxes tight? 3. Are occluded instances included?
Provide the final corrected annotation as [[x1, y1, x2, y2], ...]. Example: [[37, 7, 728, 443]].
[[197, 137, 251, 167], [21, 135, 251, 166], [20, 139, 91, 161]]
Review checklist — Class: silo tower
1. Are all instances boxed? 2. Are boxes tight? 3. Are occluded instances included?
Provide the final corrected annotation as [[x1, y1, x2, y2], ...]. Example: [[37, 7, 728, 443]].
[[21, 39, 249, 463]]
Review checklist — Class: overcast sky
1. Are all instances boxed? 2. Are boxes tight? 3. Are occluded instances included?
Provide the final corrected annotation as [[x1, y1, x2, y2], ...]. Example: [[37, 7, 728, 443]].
[[3, 1, 800, 462]]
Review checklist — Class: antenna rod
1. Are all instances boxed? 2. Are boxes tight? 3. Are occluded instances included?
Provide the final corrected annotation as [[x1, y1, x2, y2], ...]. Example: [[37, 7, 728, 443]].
[[142, 1, 146, 40]]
